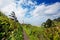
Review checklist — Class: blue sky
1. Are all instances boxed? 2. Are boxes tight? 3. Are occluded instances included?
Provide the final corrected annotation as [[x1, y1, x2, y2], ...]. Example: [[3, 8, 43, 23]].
[[0, 0, 60, 26], [32, 0, 60, 5]]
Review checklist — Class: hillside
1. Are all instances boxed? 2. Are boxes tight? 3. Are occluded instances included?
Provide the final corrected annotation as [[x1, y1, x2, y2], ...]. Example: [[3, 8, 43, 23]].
[[0, 11, 60, 40], [0, 12, 23, 40], [22, 19, 60, 40]]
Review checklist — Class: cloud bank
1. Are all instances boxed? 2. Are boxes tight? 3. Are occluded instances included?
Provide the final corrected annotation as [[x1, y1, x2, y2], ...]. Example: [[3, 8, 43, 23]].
[[0, 0, 60, 26]]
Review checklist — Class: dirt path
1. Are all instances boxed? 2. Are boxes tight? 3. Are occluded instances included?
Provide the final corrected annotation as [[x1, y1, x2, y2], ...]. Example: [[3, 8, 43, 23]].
[[23, 30, 29, 40]]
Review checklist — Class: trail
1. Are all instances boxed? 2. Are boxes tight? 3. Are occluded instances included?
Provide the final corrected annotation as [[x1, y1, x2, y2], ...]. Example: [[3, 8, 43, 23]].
[[23, 30, 29, 40]]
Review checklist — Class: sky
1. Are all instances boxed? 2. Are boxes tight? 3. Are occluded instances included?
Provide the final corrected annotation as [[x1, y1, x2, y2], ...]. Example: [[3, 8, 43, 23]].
[[0, 0, 60, 26]]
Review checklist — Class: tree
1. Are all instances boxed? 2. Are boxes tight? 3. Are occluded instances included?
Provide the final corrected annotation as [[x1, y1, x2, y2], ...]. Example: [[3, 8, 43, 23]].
[[46, 19, 52, 27], [54, 17, 60, 22], [9, 11, 18, 22], [43, 19, 55, 28]]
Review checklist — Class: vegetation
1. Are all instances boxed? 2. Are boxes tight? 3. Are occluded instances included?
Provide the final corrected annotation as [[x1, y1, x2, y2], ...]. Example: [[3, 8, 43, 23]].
[[54, 17, 60, 22], [0, 11, 60, 40], [0, 12, 23, 40], [9, 11, 18, 22], [22, 18, 60, 40], [22, 24, 45, 40], [42, 19, 55, 28]]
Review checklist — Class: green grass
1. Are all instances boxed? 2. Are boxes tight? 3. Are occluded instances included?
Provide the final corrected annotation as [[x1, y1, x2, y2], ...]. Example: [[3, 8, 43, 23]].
[[22, 24, 45, 40], [0, 12, 23, 40], [22, 22, 60, 40], [0, 11, 60, 40]]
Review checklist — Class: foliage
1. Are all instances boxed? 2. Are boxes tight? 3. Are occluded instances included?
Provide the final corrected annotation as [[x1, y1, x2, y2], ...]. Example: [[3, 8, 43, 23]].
[[22, 24, 45, 40], [42, 19, 55, 28], [22, 19, 60, 40], [0, 11, 60, 40], [0, 12, 23, 40], [9, 11, 18, 22], [54, 17, 60, 22]]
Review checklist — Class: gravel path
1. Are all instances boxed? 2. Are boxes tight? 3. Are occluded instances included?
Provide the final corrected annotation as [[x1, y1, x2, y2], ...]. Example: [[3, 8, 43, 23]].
[[23, 30, 29, 40]]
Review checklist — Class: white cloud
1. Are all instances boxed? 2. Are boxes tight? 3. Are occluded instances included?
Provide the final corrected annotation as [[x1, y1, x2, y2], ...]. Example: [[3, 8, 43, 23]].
[[0, 0, 60, 26], [15, 7, 28, 23], [45, 2, 60, 14], [27, 2, 60, 26], [0, 0, 28, 23], [1, 3, 16, 16], [32, 2, 60, 16], [0, 0, 14, 9]]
